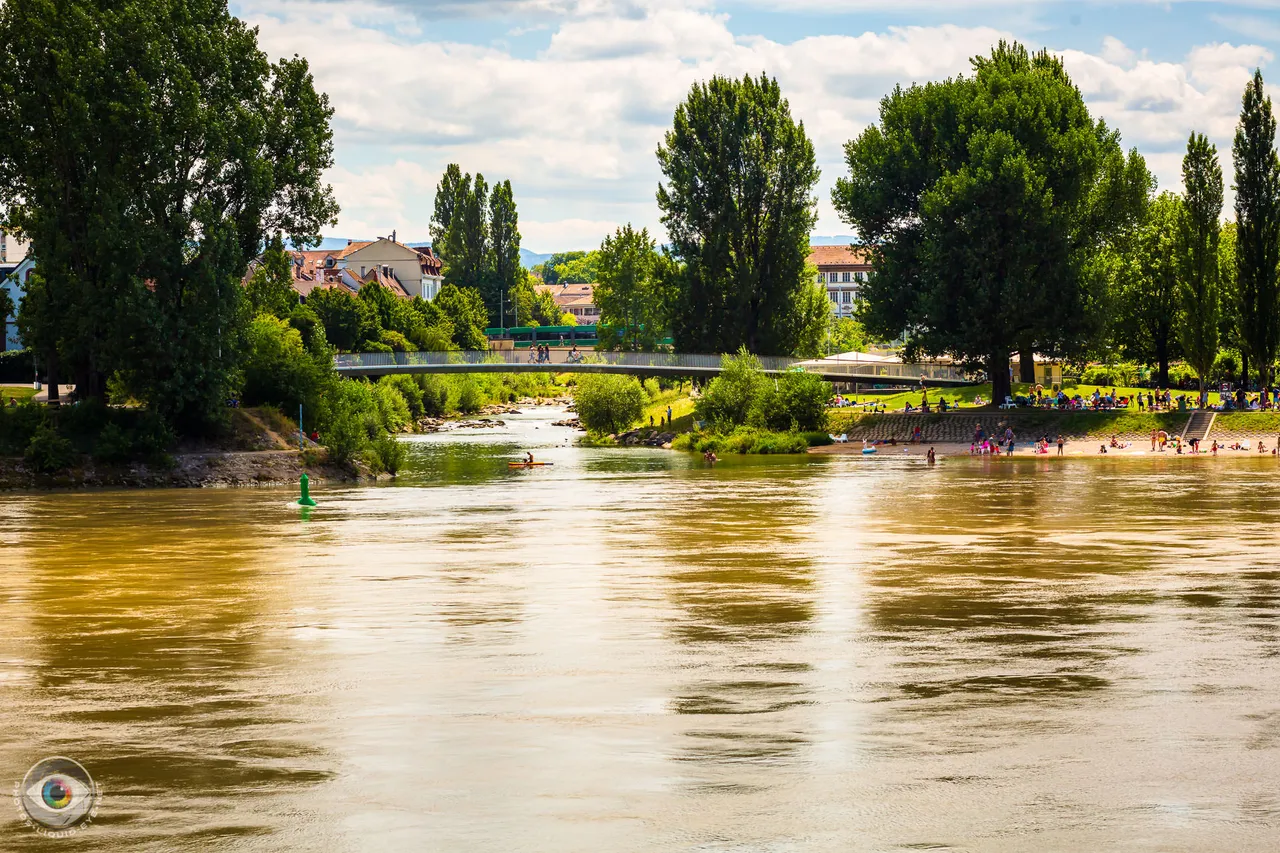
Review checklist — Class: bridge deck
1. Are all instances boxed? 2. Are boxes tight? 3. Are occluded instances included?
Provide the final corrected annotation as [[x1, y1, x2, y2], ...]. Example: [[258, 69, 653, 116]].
[[333, 351, 978, 387]]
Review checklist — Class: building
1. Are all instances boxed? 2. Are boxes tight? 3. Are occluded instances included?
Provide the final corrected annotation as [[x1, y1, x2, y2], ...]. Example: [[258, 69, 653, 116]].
[[808, 245, 873, 318], [0, 229, 30, 264], [252, 235, 446, 303], [1, 257, 34, 351], [535, 281, 598, 322]]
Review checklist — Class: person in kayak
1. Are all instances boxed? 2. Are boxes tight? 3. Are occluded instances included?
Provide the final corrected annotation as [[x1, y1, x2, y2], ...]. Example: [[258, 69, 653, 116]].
[[525, 451, 534, 464]]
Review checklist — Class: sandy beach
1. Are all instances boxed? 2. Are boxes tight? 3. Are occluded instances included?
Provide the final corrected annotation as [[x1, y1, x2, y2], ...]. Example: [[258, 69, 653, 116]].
[[810, 440, 1280, 459]]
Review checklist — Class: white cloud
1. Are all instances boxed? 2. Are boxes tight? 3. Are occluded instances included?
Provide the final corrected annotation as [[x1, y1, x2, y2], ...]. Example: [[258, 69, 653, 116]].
[[242, 0, 1274, 249]]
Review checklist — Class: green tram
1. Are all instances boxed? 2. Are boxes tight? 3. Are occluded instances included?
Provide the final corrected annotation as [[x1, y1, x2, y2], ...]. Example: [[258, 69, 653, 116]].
[[485, 325, 598, 349]]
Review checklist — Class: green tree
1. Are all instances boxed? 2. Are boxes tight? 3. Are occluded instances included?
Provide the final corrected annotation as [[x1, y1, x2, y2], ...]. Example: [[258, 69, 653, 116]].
[[488, 180, 522, 327], [551, 252, 598, 285], [595, 225, 667, 350], [241, 313, 326, 414], [537, 251, 589, 285], [833, 42, 1148, 404], [432, 284, 489, 350], [246, 235, 300, 318], [1113, 194, 1182, 385], [657, 73, 820, 356], [573, 374, 645, 434], [430, 164, 466, 250], [1233, 70, 1280, 391], [1176, 133, 1223, 403], [0, 0, 337, 431], [694, 349, 765, 430], [442, 173, 490, 293], [308, 287, 376, 351], [0, 276, 12, 347], [827, 315, 868, 354]]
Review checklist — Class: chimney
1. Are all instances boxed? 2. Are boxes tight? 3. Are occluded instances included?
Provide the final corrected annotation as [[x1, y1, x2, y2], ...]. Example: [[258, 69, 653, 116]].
[[390, 229, 396, 244]]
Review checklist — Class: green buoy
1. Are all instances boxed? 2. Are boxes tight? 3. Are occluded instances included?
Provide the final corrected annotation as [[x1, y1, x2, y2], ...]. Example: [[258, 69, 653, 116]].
[[298, 473, 317, 507]]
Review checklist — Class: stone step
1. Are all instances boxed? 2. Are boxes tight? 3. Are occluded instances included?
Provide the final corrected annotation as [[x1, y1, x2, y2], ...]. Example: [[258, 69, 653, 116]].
[[1183, 411, 1216, 442]]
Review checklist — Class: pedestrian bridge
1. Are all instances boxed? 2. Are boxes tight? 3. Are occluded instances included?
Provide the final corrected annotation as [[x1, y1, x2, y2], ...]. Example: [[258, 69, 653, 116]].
[[333, 351, 977, 386]]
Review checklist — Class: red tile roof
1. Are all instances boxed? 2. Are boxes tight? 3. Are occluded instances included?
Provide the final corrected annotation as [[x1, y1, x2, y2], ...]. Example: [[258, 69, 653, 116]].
[[808, 245, 872, 267]]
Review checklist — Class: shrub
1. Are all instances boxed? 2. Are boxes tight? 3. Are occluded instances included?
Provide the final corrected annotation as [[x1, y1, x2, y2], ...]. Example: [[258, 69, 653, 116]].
[[371, 381, 411, 433], [363, 340, 393, 354], [749, 372, 831, 432], [802, 431, 833, 447], [0, 401, 46, 455], [381, 375, 424, 419], [418, 375, 450, 417], [93, 422, 133, 463], [0, 348, 35, 383], [574, 374, 645, 434], [673, 427, 808, 455], [25, 423, 76, 472], [241, 314, 327, 413], [319, 379, 379, 464], [455, 377, 483, 414], [1080, 362, 1139, 387], [642, 378, 661, 400], [1168, 363, 1199, 386], [368, 434, 408, 476], [696, 348, 764, 429]]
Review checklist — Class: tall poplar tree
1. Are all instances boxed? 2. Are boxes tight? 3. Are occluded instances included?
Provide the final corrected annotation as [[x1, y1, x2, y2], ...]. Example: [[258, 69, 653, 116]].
[[430, 164, 466, 252], [1176, 133, 1223, 404], [657, 73, 821, 356], [1233, 70, 1280, 390], [488, 180, 522, 328]]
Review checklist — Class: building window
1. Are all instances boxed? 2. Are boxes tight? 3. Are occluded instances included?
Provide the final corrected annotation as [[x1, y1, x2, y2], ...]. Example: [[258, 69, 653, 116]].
[[841, 291, 852, 304], [855, 271, 866, 282], [826, 272, 837, 283], [842, 271, 851, 282], [828, 292, 837, 303]]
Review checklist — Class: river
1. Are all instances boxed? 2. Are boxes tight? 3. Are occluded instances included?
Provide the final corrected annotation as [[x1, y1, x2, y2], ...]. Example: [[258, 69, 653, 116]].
[[2, 405, 1280, 851]]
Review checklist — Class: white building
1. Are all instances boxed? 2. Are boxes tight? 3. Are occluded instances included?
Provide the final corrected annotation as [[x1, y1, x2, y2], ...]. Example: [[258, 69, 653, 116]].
[[808, 245, 873, 318], [2, 257, 34, 351]]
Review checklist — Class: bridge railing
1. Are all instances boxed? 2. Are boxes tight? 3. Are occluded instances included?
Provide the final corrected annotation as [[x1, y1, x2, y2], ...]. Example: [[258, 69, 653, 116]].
[[332, 350, 974, 382]]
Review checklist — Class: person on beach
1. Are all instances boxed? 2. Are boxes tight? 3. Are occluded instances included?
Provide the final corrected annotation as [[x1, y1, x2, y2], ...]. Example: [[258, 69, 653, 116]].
[[1211, 440, 1219, 456], [927, 447, 936, 464], [1099, 444, 1108, 454], [1151, 429, 1158, 452], [1157, 430, 1169, 451], [1057, 435, 1065, 456]]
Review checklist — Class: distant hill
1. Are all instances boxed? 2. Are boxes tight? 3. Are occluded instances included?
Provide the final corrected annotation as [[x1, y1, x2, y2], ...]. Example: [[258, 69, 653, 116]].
[[520, 248, 554, 268]]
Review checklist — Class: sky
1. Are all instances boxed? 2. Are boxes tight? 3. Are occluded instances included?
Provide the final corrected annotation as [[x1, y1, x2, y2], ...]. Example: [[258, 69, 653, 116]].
[[231, 0, 1280, 252]]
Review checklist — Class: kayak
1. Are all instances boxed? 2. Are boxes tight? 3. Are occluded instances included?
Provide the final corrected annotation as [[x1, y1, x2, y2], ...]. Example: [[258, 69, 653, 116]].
[[508, 461, 554, 468]]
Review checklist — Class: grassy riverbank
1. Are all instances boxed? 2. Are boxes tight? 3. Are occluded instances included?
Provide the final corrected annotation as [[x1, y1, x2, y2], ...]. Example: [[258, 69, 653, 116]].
[[852, 381, 1229, 413]]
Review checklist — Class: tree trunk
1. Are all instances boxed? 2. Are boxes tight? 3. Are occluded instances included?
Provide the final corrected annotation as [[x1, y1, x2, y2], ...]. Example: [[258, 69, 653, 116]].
[[990, 349, 1011, 405], [1242, 351, 1249, 392], [1018, 345, 1036, 384], [1157, 343, 1170, 389], [45, 347, 59, 406]]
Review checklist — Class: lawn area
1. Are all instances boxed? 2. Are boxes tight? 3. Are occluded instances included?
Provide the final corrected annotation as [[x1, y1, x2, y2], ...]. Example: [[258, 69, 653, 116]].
[[840, 381, 1225, 413], [642, 387, 696, 432], [0, 385, 35, 403]]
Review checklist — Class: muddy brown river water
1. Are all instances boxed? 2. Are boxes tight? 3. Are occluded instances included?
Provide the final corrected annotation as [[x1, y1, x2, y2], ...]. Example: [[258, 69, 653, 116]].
[[2, 407, 1280, 851]]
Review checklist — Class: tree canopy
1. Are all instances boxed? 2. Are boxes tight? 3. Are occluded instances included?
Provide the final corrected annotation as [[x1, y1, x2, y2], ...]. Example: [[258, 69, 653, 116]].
[[594, 225, 669, 351], [833, 41, 1149, 402], [1176, 133, 1223, 399], [657, 73, 822, 356], [1233, 69, 1280, 390], [0, 0, 337, 432]]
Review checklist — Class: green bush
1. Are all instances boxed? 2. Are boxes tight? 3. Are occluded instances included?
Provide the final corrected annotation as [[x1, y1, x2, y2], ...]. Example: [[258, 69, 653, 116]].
[[0, 348, 35, 383], [319, 379, 379, 464], [696, 349, 763, 429], [643, 378, 661, 400], [802, 431, 833, 446], [574, 374, 645, 434], [418, 375, 450, 417], [0, 401, 46, 455], [363, 340, 393, 354], [455, 377, 483, 414], [25, 423, 76, 472], [1168, 363, 1199, 386], [371, 381, 411, 433], [368, 434, 408, 476], [381, 375, 424, 419], [1080, 362, 1140, 387], [673, 427, 809, 455], [378, 329, 411, 352], [93, 422, 132, 463], [241, 314, 327, 413]]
